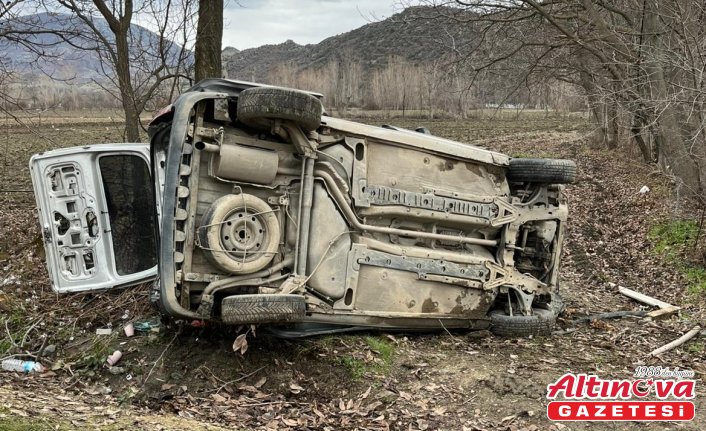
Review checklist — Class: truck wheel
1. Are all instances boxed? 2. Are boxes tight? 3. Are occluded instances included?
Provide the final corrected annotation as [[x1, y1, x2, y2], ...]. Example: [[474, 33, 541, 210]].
[[507, 158, 577, 184], [221, 294, 305, 325], [237, 87, 323, 132], [489, 308, 556, 337]]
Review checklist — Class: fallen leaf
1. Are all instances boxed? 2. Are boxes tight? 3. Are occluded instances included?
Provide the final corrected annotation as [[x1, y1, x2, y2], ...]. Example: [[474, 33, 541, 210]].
[[232, 334, 248, 355], [289, 383, 304, 394], [433, 406, 447, 416], [362, 401, 383, 415], [211, 393, 227, 403], [360, 386, 371, 399], [282, 418, 298, 426]]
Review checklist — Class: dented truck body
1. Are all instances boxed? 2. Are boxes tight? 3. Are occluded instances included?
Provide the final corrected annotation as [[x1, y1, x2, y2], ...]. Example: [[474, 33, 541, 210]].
[[32, 79, 574, 336]]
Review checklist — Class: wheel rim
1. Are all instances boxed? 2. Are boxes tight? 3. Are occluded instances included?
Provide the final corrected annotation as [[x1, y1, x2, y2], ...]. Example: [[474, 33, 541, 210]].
[[219, 208, 269, 263]]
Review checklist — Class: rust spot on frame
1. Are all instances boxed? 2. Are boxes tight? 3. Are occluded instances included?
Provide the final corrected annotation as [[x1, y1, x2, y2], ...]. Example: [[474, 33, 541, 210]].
[[421, 297, 439, 313], [438, 159, 456, 171]]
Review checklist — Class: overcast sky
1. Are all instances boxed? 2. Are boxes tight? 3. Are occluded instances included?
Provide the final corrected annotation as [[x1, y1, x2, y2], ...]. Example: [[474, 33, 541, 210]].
[[222, 0, 406, 50]]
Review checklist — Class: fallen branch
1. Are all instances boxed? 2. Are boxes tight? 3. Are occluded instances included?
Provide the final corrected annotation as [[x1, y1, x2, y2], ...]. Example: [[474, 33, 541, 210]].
[[19, 319, 42, 348], [141, 329, 180, 388], [645, 305, 681, 320], [34, 335, 49, 363], [238, 400, 312, 408], [618, 286, 674, 309], [0, 353, 37, 361], [207, 365, 266, 394], [552, 328, 578, 336], [438, 319, 461, 343], [649, 326, 702, 357], [571, 310, 646, 325]]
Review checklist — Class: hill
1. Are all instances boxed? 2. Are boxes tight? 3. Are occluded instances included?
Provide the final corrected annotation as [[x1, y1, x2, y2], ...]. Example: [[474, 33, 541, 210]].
[[0, 7, 577, 114], [1, 12, 190, 83], [223, 7, 475, 83], [220, 6, 526, 114]]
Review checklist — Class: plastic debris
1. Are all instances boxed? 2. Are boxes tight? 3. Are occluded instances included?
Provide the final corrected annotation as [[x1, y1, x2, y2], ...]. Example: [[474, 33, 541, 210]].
[[638, 185, 650, 194], [134, 318, 162, 333], [2, 359, 45, 373], [1, 275, 20, 286], [123, 323, 135, 337], [190, 320, 207, 328], [106, 350, 122, 366], [96, 328, 112, 336]]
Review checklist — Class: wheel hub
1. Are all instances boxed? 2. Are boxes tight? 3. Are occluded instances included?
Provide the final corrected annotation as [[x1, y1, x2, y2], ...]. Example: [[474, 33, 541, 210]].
[[199, 193, 280, 274], [220, 210, 266, 261]]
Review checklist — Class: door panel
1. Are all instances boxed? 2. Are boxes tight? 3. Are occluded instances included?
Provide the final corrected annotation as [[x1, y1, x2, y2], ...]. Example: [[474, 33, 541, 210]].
[[30, 144, 158, 292]]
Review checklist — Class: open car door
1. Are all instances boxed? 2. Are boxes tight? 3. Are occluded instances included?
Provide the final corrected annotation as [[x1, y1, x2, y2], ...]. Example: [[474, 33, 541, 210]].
[[30, 144, 158, 293]]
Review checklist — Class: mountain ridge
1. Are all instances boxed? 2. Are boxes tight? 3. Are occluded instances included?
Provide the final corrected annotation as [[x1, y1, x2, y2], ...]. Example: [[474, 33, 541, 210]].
[[223, 6, 476, 84], [1, 11, 190, 82]]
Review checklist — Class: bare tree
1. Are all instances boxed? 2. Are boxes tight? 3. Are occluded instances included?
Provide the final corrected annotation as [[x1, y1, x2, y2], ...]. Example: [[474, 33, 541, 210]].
[[404, 1, 706, 201], [0, 1, 23, 33], [0, 2, 24, 76], [10, 0, 197, 141], [62, 0, 195, 141], [0, 1, 35, 113]]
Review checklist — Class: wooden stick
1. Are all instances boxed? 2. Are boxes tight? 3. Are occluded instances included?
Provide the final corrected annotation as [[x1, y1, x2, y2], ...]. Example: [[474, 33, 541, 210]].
[[618, 286, 673, 309], [649, 326, 702, 357], [645, 305, 681, 320], [571, 310, 646, 325], [207, 366, 266, 394], [141, 330, 179, 388]]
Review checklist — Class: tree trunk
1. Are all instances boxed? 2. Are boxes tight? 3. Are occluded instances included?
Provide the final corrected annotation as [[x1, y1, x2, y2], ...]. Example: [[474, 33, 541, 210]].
[[114, 29, 140, 142], [644, 0, 702, 196], [194, 0, 224, 82], [578, 64, 608, 146], [631, 113, 652, 163], [606, 99, 619, 150]]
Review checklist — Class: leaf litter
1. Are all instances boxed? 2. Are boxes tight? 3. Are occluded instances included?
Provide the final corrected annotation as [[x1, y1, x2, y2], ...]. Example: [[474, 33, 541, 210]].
[[0, 117, 703, 430]]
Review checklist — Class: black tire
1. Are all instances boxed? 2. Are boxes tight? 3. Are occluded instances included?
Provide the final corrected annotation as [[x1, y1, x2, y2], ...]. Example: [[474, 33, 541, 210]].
[[489, 308, 556, 337], [237, 87, 323, 132], [221, 294, 305, 325], [507, 158, 577, 184]]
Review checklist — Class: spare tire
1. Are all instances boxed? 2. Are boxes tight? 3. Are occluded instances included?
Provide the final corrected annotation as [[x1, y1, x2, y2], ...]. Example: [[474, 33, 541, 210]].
[[489, 308, 556, 337], [237, 87, 323, 132], [507, 158, 577, 184], [198, 194, 280, 274], [221, 294, 305, 325]]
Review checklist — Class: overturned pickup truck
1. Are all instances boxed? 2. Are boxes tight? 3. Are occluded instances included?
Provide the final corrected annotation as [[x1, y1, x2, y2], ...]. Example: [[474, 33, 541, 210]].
[[30, 79, 575, 337]]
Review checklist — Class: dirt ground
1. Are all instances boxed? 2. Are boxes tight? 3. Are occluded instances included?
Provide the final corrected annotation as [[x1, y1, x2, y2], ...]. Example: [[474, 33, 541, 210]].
[[0, 114, 704, 430]]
